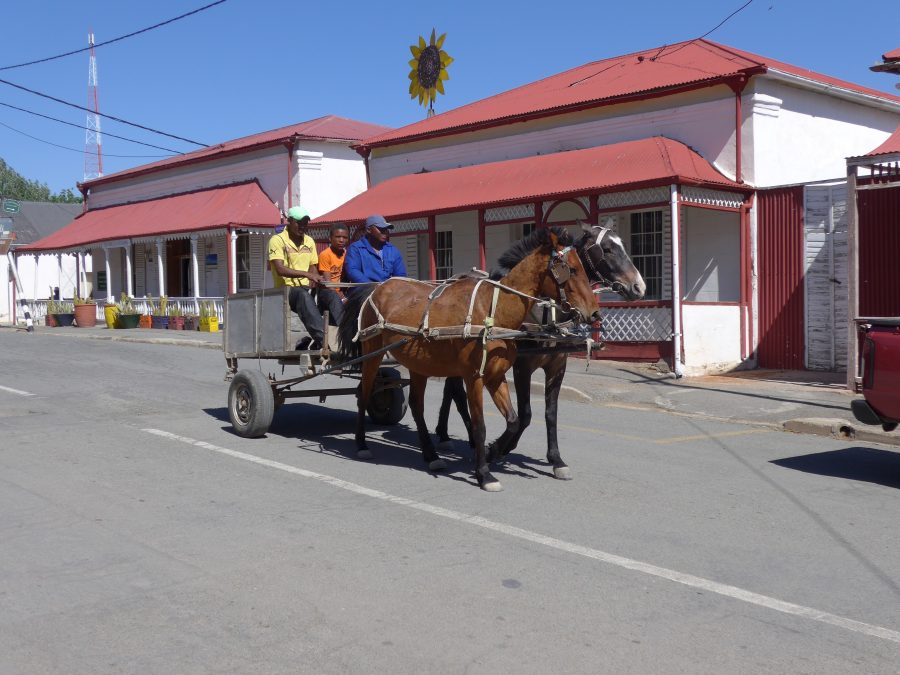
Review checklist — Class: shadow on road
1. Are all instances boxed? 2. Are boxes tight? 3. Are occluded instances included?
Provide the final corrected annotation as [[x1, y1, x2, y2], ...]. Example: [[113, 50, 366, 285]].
[[771, 447, 900, 489]]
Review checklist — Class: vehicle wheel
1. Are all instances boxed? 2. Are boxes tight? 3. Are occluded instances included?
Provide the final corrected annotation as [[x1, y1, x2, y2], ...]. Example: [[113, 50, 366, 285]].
[[883, 422, 898, 432], [228, 370, 275, 438], [367, 367, 408, 425]]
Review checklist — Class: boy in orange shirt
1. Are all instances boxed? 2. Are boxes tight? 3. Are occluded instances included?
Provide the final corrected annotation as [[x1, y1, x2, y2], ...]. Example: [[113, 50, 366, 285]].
[[316, 223, 349, 324]]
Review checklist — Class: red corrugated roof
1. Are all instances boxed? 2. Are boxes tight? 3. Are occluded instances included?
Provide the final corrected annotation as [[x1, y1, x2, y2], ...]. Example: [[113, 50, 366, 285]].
[[314, 137, 743, 223], [22, 181, 281, 252], [865, 124, 900, 157], [883, 48, 900, 61], [363, 39, 900, 149], [83, 115, 391, 189]]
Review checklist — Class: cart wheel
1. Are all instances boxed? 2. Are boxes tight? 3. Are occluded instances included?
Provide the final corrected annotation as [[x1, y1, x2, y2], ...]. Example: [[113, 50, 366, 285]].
[[228, 370, 275, 437], [367, 367, 408, 425]]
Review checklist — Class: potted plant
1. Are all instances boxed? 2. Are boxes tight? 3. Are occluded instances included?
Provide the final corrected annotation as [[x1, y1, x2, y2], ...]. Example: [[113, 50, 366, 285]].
[[51, 299, 75, 327], [199, 301, 219, 332], [45, 293, 59, 326], [168, 303, 185, 330], [73, 289, 97, 328], [183, 311, 199, 331], [115, 293, 141, 329], [149, 295, 169, 329], [103, 301, 118, 329]]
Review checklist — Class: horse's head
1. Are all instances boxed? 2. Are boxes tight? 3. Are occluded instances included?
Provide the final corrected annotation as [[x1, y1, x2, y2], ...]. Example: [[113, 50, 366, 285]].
[[577, 220, 646, 301], [539, 230, 602, 325]]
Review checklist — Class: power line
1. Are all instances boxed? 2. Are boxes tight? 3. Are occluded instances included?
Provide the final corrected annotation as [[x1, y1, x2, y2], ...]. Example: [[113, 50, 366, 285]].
[[0, 0, 229, 72], [0, 76, 208, 147], [0, 120, 173, 157], [652, 0, 755, 61], [0, 101, 183, 153]]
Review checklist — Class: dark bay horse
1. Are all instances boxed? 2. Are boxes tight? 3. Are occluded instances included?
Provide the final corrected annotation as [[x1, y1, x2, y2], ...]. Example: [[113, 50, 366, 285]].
[[435, 222, 646, 479], [338, 227, 600, 491]]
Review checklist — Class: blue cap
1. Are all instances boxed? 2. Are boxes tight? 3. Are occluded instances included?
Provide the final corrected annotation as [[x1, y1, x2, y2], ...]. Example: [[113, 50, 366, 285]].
[[365, 214, 393, 230]]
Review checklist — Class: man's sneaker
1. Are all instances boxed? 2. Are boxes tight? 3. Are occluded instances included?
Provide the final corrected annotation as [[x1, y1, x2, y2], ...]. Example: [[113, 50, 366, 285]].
[[295, 336, 312, 350]]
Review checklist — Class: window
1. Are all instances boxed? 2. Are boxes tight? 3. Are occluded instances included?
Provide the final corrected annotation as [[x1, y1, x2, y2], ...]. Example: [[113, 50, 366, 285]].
[[236, 233, 251, 291], [522, 222, 536, 237], [435, 230, 453, 280], [630, 211, 663, 299]]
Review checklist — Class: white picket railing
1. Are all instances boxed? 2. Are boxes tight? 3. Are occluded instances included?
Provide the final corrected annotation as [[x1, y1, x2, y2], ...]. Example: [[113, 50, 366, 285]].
[[25, 296, 225, 324]]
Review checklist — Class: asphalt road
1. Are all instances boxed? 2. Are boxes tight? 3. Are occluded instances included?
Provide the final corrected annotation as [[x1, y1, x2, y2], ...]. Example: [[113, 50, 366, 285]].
[[1, 332, 899, 673]]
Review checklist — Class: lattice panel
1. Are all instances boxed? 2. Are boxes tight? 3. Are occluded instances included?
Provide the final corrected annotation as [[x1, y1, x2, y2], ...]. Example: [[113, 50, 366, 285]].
[[599, 306, 672, 342], [484, 204, 533, 222], [391, 217, 428, 233], [682, 186, 743, 209], [543, 196, 589, 218], [598, 187, 669, 209], [307, 226, 331, 241]]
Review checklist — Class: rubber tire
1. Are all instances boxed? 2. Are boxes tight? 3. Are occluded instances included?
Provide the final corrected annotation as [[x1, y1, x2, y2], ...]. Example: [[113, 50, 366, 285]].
[[228, 370, 275, 438], [367, 367, 408, 425]]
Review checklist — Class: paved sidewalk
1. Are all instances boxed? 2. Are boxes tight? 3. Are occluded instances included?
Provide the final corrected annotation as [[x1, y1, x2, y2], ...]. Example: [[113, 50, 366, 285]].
[[3, 323, 898, 448]]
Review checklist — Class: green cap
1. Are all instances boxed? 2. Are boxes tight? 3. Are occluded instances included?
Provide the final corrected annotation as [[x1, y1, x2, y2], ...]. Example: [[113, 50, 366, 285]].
[[287, 206, 310, 222]]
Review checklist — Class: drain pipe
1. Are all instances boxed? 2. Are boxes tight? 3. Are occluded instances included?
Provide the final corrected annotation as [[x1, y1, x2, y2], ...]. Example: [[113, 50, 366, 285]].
[[7, 251, 33, 332], [670, 184, 683, 378]]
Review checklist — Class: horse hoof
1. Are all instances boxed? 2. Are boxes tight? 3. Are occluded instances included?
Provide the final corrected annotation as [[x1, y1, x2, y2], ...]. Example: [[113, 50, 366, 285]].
[[429, 458, 447, 471], [437, 440, 455, 452], [481, 480, 503, 492], [553, 466, 573, 480], [356, 449, 373, 460]]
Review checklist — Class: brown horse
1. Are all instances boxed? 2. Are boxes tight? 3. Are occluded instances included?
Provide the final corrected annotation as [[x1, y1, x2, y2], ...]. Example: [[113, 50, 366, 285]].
[[338, 227, 600, 491], [436, 221, 646, 479]]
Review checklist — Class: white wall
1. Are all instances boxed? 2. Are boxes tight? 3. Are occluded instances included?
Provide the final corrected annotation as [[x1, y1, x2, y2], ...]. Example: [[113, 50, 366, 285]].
[[681, 208, 740, 302], [296, 142, 370, 218], [748, 79, 899, 187], [371, 87, 738, 184], [88, 147, 290, 210], [682, 304, 742, 374]]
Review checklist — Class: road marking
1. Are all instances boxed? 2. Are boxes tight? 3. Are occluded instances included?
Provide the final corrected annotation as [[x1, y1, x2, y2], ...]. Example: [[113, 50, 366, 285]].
[[144, 427, 900, 645], [0, 384, 35, 397]]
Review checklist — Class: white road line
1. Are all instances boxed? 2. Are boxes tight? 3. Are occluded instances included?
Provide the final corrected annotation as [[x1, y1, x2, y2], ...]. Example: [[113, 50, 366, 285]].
[[0, 384, 35, 397], [143, 427, 900, 645]]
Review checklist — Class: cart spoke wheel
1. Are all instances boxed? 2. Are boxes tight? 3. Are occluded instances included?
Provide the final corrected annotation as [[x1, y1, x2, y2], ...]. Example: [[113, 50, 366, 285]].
[[228, 370, 275, 438]]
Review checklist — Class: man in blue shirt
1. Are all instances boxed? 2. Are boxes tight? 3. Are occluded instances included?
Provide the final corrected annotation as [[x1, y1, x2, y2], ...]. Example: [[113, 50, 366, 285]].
[[344, 214, 407, 286]]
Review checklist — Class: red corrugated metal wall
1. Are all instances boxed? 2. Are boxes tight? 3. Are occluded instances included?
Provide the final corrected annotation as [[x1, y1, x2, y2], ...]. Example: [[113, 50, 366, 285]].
[[756, 187, 805, 369], [859, 186, 900, 316]]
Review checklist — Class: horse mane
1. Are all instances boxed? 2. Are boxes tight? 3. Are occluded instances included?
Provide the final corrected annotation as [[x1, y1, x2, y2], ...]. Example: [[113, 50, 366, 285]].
[[492, 226, 573, 279]]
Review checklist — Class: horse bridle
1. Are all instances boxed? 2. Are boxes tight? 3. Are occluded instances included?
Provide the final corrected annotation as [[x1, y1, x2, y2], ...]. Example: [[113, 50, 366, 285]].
[[547, 245, 588, 323], [580, 225, 628, 296]]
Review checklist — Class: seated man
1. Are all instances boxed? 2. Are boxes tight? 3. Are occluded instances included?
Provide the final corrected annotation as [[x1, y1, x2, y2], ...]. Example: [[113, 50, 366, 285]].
[[316, 223, 349, 326], [267, 205, 328, 350], [344, 214, 407, 289]]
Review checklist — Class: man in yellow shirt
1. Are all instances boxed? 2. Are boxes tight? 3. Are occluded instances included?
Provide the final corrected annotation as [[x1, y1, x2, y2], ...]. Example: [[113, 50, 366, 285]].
[[268, 205, 327, 349]]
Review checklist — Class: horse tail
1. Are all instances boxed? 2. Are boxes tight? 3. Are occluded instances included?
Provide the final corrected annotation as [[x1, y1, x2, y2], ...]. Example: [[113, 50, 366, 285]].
[[337, 284, 377, 360]]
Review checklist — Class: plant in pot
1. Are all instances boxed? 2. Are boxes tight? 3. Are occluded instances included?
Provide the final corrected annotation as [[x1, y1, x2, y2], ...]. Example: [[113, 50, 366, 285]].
[[149, 295, 169, 329], [45, 294, 59, 326], [168, 303, 185, 330], [199, 301, 219, 332], [51, 298, 75, 327], [183, 310, 199, 331], [73, 289, 98, 328], [115, 293, 141, 329]]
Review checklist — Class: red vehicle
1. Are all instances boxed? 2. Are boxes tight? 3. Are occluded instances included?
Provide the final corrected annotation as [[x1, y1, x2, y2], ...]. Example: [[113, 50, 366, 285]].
[[852, 318, 900, 432]]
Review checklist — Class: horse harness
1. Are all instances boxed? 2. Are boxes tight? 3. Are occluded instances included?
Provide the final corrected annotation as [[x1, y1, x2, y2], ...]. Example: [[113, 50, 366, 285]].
[[580, 225, 629, 296], [353, 247, 591, 375]]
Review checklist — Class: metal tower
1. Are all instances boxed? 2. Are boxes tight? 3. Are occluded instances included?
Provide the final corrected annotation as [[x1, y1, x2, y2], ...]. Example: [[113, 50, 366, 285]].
[[83, 31, 103, 181]]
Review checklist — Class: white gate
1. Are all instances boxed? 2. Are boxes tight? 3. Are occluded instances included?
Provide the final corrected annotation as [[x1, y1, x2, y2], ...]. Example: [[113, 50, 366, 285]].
[[804, 183, 848, 371]]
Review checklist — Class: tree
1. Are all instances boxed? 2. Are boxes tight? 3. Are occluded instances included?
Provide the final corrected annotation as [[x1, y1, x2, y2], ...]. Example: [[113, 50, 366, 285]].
[[0, 157, 82, 203]]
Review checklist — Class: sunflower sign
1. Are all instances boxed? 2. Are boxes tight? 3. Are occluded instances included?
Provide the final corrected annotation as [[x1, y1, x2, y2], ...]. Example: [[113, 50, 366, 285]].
[[408, 29, 453, 116]]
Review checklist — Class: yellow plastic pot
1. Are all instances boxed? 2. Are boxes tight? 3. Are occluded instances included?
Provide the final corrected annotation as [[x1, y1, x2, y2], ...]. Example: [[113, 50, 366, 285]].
[[104, 304, 118, 329]]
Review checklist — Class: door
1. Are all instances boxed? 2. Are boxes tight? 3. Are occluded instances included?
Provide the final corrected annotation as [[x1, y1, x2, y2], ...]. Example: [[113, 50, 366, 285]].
[[804, 184, 848, 371]]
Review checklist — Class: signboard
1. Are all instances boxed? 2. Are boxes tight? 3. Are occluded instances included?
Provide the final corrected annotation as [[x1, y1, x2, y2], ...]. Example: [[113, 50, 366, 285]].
[[2, 199, 20, 214], [97, 271, 107, 293]]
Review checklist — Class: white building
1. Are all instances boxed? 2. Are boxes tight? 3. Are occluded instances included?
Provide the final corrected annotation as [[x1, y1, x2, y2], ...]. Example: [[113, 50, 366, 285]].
[[22, 115, 389, 318], [317, 39, 900, 375], [2, 201, 82, 324]]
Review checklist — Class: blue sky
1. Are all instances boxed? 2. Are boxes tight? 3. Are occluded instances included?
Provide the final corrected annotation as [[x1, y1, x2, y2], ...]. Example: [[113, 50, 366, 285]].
[[1, 0, 897, 193]]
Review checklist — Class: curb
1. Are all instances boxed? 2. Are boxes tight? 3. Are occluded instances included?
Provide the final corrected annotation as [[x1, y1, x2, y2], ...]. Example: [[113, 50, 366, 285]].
[[783, 417, 900, 447]]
